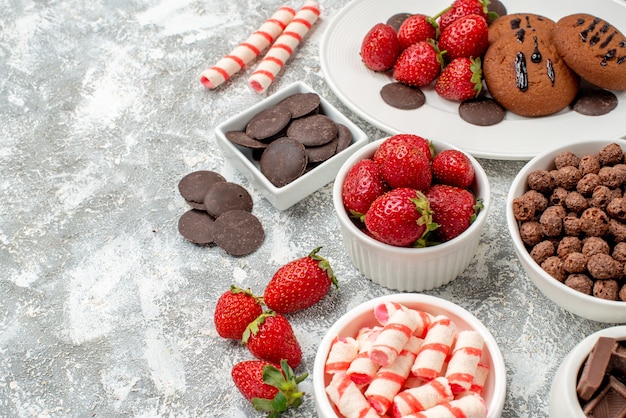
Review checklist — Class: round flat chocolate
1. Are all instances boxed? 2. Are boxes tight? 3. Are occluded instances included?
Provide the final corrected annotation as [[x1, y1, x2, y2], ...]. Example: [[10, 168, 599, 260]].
[[306, 136, 339, 163], [178, 170, 226, 208], [459, 97, 506, 126], [286, 114, 338, 146], [245, 105, 292, 140], [212, 210, 264, 256], [225, 130, 268, 149], [178, 209, 215, 245], [277, 92, 321, 118], [487, 0, 507, 23], [260, 137, 308, 187], [204, 181, 253, 218], [335, 123, 353, 154], [571, 89, 618, 116], [387, 13, 411, 33], [380, 83, 426, 110]]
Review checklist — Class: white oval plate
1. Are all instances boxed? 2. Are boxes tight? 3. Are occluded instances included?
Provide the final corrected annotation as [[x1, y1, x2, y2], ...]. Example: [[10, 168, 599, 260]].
[[320, 0, 626, 160]]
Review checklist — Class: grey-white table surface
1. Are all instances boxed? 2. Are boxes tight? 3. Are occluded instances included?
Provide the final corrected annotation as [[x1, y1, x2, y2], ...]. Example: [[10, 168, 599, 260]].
[[0, 0, 618, 417]]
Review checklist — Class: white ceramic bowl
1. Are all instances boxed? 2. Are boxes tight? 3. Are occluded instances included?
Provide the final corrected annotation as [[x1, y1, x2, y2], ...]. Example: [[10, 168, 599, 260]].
[[549, 326, 626, 418], [215, 81, 368, 211], [313, 293, 506, 418], [506, 139, 626, 323], [332, 137, 491, 292]]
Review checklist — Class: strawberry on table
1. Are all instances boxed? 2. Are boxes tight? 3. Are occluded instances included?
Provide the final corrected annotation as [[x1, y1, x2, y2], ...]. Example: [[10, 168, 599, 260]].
[[360, 23, 401, 72], [375, 140, 432, 191], [438, 14, 488, 61], [231, 359, 308, 417], [425, 184, 482, 242], [438, 0, 490, 32], [264, 247, 338, 314], [397, 14, 438, 51], [432, 149, 476, 189], [243, 311, 303, 369], [435, 57, 483, 102], [214, 285, 263, 340], [393, 40, 443, 87], [365, 187, 437, 247], [342, 159, 389, 218]]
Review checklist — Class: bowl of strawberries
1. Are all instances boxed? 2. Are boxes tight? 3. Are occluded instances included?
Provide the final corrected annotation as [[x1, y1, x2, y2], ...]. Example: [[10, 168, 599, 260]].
[[332, 134, 490, 291]]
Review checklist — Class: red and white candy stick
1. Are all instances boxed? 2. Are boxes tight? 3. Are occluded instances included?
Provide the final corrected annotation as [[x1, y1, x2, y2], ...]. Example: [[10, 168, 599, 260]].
[[199, 6, 296, 89], [326, 372, 380, 418], [325, 336, 360, 374], [370, 308, 422, 367], [445, 330, 484, 394], [402, 393, 487, 418], [347, 327, 382, 385], [467, 363, 489, 396], [391, 376, 453, 417], [248, 0, 321, 93], [374, 302, 433, 339], [411, 315, 457, 381], [365, 336, 423, 415]]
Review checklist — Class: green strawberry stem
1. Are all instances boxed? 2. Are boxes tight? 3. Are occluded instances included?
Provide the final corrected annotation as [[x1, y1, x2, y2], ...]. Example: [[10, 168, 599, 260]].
[[251, 359, 309, 417], [308, 247, 339, 289], [411, 191, 439, 248]]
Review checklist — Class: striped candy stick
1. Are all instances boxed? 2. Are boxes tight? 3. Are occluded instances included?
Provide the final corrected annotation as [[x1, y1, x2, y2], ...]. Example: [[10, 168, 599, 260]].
[[199, 6, 296, 89], [325, 336, 360, 374], [370, 308, 421, 367], [374, 302, 433, 339], [364, 336, 423, 415], [445, 330, 484, 394], [248, 0, 320, 93], [411, 315, 457, 381], [402, 393, 487, 418], [392, 376, 454, 416], [325, 372, 380, 418], [346, 326, 382, 385]]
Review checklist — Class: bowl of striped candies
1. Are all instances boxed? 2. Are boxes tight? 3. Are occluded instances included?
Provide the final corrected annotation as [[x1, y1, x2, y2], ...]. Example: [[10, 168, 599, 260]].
[[312, 293, 506, 418]]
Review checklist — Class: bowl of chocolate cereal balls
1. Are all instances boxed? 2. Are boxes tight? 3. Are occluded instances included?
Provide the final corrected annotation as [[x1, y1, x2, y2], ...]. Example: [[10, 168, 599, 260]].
[[507, 139, 626, 323]]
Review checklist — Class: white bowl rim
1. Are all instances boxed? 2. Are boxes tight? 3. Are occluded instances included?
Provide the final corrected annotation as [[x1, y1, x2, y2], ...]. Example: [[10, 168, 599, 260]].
[[506, 138, 626, 309], [313, 293, 507, 418], [332, 137, 492, 254]]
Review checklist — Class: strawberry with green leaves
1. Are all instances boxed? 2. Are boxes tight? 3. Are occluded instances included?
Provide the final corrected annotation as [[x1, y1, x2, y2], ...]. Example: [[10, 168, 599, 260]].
[[243, 311, 303, 369], [342, 159, 389, 218], [214, 285, 263, 340], [264, 247, 338, 314], [438, 14, 489, 61], [425, 184, 482, 242], [435, 57, 483, 101], [360, 23, 401, 72], [393, 40, 443, 87], [397, 14, 438, 51], [231, 359, 308, 418], [432, 149, 476, 189], [365, 188, 437, 247], [375, 140, 432, 191]]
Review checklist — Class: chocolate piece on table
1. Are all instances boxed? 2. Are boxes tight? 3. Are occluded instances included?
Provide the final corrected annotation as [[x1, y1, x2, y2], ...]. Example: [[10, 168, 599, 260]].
[[276, 92, 321, 118], [203, 181, 253, 218], [582, 375, 626, 417], [305, 135, 339, 163], [260, 137, 308, 187], [458, 97, 506, 126], [212, 209, 265, 256], [225, 130, 269, 149], [286, 114, 338, 146], [380, 82, 425, 110], [245, 105, 292, 140], [178, 170, 226, 209], [577, 336, 619, 402], [571, 89, 618, 117], [178, 209, 215, 245]]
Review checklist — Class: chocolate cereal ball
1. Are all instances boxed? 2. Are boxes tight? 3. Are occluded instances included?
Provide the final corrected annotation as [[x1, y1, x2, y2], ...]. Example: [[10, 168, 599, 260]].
[[599, 166, 626, 188], [607, 197, 626, 222], [590, 185, 615, 209], [563, 252, 589, 273], [582, 237, 610, 257], [576, 173, 601, 196], [554, 166, 582, 190], [593, 279, 619, 301], [563, 213, 582, 236], [579, 154, 601, 175], [565, 274, 593, 295], [555, 151, 581, 170], [609, 218, 626, 243], [550, 187, 569, 207], [580, 207, 610, 237], [540, 206, 566, 237], [587, 253, 623, 280], [620, 285, 626, 302], [612, 242, 626, 263], [512, 195, 536, 222], [527, 170, 555, 194], [541, 256, 566, 282], [564, 191, 588, 214], [599, 143, 624, 166], [524, 190, 549, 213], [557, 236, 582, 258], [530, 240, 555, 265], [519, 221, 544, 247]]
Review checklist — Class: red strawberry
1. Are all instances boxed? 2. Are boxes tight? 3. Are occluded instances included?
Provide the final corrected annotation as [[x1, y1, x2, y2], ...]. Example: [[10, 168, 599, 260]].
[[360, 23, 401, 72], [438, 14, 488, 61], [364, 188, 437, 247], [432, 149, 476, 189], [232, 359, 308, 416], [375, 141, 432, 191], [374, 134, 434, 161], [435, 57, 483, 101], [243, 311, 303, 369], [425, 184, 482, 242], [342, 159, 389, 218], [264, 247, 338, 314], [214, 285, 263, 340], [393, 41, 443, 87], [438, 0, 489, 32], [397, 14, 438, 51]]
